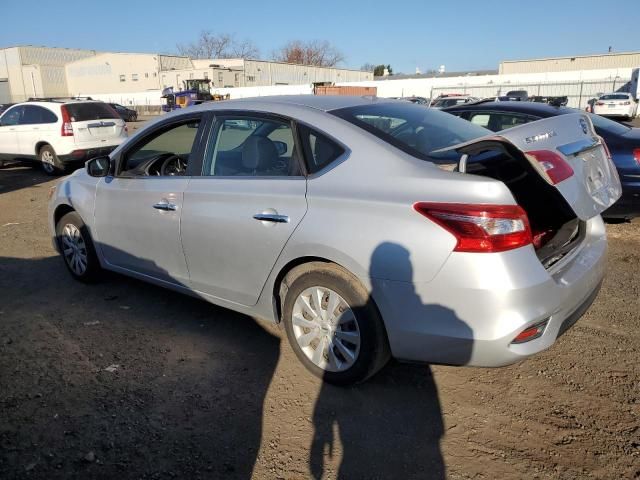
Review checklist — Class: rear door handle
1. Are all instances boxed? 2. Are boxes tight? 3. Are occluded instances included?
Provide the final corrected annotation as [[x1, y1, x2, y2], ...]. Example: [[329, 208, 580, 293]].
[[153, 202, 177, 211], [253, 213, 289, 223]]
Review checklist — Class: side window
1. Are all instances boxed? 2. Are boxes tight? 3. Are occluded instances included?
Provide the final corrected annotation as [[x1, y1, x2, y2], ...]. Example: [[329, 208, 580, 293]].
[[298, 125, 345, 174], [203, 117, 301, 177], [468, 113, 491, 128], [490, 113, 532, 131], [21, 106, 58, 125], [1, 106, 23, 126], [120, 118, 201, 176]]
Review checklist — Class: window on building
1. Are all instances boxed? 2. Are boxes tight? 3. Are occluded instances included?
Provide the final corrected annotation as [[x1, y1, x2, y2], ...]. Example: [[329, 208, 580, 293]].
[[145, 72, 149, 78], [247, 75, 256, 82], [153, 72, 157, 77], [119, 75, 126, 82], [132, 74, 139, 82], [204, 72, 209, 80], [189, 73, 194, 79], [218, 72, 223, 83]]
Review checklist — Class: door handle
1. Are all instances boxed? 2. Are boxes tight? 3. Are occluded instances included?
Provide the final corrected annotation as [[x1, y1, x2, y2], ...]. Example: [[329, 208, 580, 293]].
[[153, 202, 177, 211], [253, 213, 289, 223]]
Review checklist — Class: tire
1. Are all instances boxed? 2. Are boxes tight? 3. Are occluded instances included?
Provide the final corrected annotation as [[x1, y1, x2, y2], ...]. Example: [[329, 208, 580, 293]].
[[282, 262, 390, 386], [39, 145, 65, 176], [55, 211, 102, 282]]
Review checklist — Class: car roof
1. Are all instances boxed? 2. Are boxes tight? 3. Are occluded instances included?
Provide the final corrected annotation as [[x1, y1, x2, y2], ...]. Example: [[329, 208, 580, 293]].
[[198, 95, 399, 112], [443, 101, 573, 116]]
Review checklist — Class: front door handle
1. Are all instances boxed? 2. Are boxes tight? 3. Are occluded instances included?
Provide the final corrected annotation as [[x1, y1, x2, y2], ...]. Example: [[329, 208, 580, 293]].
[[253, 213, 289, 223], [153, 202, 177, 211]]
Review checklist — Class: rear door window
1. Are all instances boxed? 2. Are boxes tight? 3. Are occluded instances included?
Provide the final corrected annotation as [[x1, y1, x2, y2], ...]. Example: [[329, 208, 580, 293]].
[[21, 105, 58, 124], [65, 103, 118, 122]]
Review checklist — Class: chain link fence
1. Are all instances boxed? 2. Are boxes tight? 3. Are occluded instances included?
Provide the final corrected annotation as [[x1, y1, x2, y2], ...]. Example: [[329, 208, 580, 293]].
[[430, 78, 632, 109]]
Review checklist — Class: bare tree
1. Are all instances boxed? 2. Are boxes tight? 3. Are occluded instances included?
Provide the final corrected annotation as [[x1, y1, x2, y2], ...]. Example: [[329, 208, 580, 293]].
[[177, 31, 259, 59], [360, 63, 376, 72], [230, 39, 260, 59], [273, 40, 345, 67]]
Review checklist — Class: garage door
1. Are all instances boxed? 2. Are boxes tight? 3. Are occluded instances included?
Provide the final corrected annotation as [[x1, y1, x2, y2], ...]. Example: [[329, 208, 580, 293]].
[[0, 80, 10, 103]]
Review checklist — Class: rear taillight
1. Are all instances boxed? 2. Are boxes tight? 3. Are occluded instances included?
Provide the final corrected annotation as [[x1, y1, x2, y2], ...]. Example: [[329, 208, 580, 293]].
[[526, 150, 574, 185], [622, 101, 631, 105], [633, 148, 640, 166], [596, 102, 605, 106], [598, 136, 612, 160], [60, 105, 73, 137], [413, 203, 532, 253]]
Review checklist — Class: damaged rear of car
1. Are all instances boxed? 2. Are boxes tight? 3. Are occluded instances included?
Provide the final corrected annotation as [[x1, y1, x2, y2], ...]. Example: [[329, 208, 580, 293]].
[[333, 103, 621, 367]]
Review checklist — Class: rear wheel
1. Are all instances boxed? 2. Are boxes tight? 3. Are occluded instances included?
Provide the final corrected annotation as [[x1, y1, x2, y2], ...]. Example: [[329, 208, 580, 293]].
[[40, 145, 65, 176], [282, 263, 390, 385], [55, 211, 102, 282]]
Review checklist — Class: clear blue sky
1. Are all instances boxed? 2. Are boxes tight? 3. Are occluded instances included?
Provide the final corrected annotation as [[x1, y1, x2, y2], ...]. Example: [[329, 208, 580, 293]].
[[1, 0, 638, 73]]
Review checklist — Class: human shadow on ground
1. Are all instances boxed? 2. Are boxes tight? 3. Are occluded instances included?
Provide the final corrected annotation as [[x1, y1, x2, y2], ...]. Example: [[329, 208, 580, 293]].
[[310, 242, 474, 479]]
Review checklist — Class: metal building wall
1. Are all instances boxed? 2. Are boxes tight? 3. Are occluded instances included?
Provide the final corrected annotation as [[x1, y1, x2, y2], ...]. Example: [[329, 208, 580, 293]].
[[242, 60, 372, 86], [500, 52, 640, 74]]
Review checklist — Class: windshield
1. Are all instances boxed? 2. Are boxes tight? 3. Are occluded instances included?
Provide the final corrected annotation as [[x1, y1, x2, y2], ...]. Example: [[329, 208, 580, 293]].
[[600, 94, 630, 100], [331, 102, 490, 161], [65, 102, 118, 122]]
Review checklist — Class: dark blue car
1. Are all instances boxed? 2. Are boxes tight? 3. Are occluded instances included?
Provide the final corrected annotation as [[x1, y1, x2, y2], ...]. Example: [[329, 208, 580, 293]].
[[444, 101, 640, 220]]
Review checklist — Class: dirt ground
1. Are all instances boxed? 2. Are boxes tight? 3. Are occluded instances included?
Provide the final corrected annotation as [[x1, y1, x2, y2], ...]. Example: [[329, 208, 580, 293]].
[[0, 153, 639, 479]]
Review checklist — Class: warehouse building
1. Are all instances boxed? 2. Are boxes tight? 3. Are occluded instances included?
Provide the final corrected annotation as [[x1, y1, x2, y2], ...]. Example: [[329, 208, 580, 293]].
[[499, 51, 640, 74], [1, 45, 372, 102], [0, 45, 96, 102]]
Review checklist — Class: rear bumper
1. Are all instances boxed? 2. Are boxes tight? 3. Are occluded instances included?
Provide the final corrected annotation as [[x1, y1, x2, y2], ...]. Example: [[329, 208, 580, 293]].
[[58, 145, 119, 165], [371, 216, 607, 367], [593, 106, 633, 117]]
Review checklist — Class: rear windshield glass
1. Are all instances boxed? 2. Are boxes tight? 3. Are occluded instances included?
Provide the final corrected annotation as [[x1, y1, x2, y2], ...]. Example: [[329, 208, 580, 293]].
[[65, 102, 117, 122], [600, 94, 630, 100], [331, 102, 489, 161]]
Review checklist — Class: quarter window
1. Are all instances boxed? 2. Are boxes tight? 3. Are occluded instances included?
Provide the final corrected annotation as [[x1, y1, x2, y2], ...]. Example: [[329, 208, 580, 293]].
[[298, 125, 345, 173], [203, 117, 300, 177]]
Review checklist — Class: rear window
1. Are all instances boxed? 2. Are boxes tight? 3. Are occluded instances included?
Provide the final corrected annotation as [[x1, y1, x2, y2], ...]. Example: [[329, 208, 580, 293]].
[[331, 102, 489, 162], [65, 102, 118, 122], [600, 94, 630, 100]]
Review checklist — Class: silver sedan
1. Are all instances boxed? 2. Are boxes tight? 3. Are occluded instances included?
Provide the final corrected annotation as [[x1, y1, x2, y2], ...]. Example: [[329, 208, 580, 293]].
[[48, 96, 621, 385]]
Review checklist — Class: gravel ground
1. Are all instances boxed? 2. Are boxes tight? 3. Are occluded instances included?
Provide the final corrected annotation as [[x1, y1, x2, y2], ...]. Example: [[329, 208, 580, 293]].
[[0, 158, 639, 479]]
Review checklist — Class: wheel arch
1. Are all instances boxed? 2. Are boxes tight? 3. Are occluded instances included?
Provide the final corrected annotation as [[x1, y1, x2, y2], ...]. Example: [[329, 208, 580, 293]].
[[53, 203, 76, 227], [35, 141, 51, 156]]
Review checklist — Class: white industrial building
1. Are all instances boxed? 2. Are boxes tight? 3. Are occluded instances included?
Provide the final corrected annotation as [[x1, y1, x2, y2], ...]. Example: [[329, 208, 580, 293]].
[[500, 51, 640, 74], [1, 45, 372, 103]]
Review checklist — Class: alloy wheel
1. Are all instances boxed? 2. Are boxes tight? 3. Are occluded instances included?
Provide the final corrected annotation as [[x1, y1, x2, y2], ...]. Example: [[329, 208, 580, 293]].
[[41, 150, 55, 173]]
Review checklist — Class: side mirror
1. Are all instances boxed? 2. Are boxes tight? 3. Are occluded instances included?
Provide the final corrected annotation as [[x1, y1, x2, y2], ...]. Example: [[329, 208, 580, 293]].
[[272, 140, 288, 156], [86, 156, 111, 177]]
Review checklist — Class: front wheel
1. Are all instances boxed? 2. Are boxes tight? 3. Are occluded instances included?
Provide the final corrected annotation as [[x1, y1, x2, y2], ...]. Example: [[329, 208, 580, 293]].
[[55, 211, 102, 282], [282, 263, 390, 385]]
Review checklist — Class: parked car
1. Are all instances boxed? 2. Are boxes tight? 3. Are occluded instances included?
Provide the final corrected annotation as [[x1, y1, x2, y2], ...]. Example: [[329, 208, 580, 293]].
[[443, 101, 639, 220], [109, 103, 138, 122], [0, 99, 127, 175], [503, 90, 529, 101], [49, 97, 620, 385], [592, 93, 638, 120], [431, 95, 480, 109]]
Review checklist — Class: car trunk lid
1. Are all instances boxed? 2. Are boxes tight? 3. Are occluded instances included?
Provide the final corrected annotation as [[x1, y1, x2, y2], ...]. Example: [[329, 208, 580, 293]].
[[437, 113, 622, 221]]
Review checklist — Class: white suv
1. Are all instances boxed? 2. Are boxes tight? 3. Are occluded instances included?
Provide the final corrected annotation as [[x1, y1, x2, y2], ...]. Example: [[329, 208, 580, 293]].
[[0, 99, 128, 175]]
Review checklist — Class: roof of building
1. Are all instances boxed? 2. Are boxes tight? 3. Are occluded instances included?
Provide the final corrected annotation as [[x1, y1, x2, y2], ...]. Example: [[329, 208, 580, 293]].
[[501, 50, 640, 64], [374, 70, 498, 80], [195, 95, 398, 112]]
